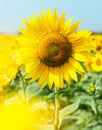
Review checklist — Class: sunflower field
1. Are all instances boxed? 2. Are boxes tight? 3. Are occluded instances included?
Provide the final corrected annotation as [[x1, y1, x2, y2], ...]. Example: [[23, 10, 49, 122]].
[[0, 10, 102, 130]]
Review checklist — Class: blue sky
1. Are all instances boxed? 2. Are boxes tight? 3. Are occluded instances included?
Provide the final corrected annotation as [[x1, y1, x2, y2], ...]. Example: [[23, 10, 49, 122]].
[[0, 0, 102, 34]]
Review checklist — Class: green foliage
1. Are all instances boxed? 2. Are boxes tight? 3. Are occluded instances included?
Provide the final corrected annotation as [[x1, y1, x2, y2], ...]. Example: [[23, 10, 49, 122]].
[[4, 71, 102, 130], [59, 100, 80, 127]]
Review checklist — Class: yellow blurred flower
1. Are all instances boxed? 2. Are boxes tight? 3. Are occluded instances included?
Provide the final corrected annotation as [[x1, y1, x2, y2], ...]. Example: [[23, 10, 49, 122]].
[[91, 34, 102, 54], [91, 53, 102, 72], [0, 104, 38, 130], [95, 42, 102, 54], [0, 34, 20, 87], [19, 9, 91, 89], [0, 101, 54, 130], [85, 53, 102, 72], [88, 85, 96, 93]]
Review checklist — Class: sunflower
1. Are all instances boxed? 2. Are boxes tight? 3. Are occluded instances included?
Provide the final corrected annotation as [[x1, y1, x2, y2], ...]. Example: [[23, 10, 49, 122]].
[[91, 54, 102, 72], [19, 9, 91, 89], [0, 34, 20, 87], [91, 35, 102, 54], [85, 53, 102, 72]]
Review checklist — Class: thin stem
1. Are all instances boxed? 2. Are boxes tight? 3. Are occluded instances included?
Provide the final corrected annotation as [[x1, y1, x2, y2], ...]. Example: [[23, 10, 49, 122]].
[[93, 93, 98, 115], [19, 71, 27, 104], [93, 91, 102, 118], [54, 87, 60, 130]]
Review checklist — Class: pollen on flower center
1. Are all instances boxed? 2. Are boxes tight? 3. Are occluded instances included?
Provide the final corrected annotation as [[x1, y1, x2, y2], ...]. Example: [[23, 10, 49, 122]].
[[39, 33, 72, 67], [47, 43, 60, 57]]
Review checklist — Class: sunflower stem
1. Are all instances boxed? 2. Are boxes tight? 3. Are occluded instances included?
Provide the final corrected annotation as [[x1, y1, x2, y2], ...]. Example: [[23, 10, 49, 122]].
[[54, 87, 60, 130], [19, 71, 27, 105]]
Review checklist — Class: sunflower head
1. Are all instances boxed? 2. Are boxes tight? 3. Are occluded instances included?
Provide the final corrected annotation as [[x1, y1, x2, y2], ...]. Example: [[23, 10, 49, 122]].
[[85, 53, 102, 72], [95, 43, 102, 54], [19, 9, 91, 89], [91, 35, 102, 54], [91, 54, 102, 72], [0, 35, 20, 87]]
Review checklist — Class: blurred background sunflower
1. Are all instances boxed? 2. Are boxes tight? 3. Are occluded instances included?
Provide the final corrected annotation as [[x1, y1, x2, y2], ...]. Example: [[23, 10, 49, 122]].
[[0, 35, 20, 88]]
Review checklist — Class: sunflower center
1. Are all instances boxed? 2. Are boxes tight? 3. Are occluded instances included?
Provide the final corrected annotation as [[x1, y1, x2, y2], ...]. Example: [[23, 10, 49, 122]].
[[47, 43, 60, 57], [96, 45, 101, 51], [96, 59, 101, 66], [39, 33, 72, 67]]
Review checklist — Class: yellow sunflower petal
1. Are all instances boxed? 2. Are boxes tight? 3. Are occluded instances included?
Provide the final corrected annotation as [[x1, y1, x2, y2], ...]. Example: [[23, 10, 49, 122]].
[[53, 9, 58, 30], [69, 21, 81, 34], [60, 65, 71, 84], [73, 52, 90, 62], [53, 68, 63, 89], [67, 63, 78, 82], [69, 58, 85, 74], [57, 12, 66, 32], [38, 66, 49, 88], [63, 17, 73, 35], [48, 68, 54, 89]]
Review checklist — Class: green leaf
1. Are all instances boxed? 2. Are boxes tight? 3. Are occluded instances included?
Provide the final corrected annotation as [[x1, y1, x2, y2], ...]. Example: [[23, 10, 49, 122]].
[[30, 101, 47, 112], [59, 100, 80, 127], [26, 82, 41, 102], [78, 94, 97, 114]]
